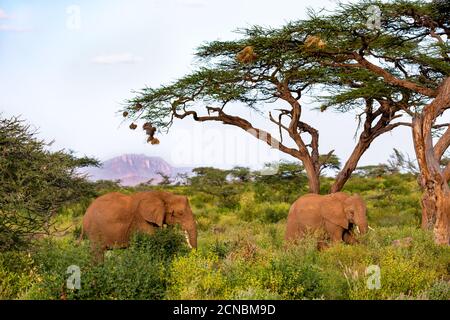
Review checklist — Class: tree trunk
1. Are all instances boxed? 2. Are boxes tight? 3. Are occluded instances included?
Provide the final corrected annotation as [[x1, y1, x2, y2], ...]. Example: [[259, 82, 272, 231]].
[[303, 156, 320, 194], [412, 116, 450, 245], [331, 137, 370, 193]]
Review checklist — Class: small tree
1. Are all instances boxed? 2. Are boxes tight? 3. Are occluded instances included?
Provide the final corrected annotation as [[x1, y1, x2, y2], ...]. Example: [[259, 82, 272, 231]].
[[387, 148, 419, 175], [188, 167, 240, 208], [229, 166, 252, 183], [253, 161, 309, 203], [355, 164, 396, 178], [0, 117, 98, 251], [157, 172, 172, 186]]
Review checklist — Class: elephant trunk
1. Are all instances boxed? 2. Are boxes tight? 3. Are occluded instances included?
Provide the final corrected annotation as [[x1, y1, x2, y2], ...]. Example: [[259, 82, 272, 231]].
[[355, 215, 368, 235]]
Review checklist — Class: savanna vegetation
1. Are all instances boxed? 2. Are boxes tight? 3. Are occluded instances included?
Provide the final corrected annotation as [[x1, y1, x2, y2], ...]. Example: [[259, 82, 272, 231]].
[[0, 115, 449, 299], [1, 0, 449, 301]]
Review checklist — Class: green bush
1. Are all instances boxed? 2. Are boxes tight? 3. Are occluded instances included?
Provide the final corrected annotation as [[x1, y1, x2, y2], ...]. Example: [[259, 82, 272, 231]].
[[0, 251, 37, 299], [425, 280, 450, 300], [261, 203, 290, 223], [238, 193, 289, 223], [261, 250, 324, 299], [167, 251, 228, 299], [24, 228, 189, 300], [0, 117, 98, 251]]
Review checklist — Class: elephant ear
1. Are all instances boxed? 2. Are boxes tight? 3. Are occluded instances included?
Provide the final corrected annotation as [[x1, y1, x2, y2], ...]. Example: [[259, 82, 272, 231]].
[[137, 197, 166, 227], [323, 202, 349, 230]]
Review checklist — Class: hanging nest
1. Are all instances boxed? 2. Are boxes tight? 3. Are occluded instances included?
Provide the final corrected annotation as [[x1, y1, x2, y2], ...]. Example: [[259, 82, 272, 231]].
[[304, 35, 326, 50], [143, 122, 159, 145], [122, 111, 129, 117], [147, 137, 160, 145], [129, 123, 137, 130], [133, 103, 143, 111], [236, 46, 257, 64]]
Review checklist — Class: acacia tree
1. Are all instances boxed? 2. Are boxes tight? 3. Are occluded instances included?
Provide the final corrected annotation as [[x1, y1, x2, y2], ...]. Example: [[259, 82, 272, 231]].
[[124, 39, 328, 193], [122, 20, 404, 194], [290, 0, 449, 244]]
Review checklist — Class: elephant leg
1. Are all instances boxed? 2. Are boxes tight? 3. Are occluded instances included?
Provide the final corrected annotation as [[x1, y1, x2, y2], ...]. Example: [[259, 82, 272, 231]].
[[324, 220, 344, 243], [90, 242, 106, 264]]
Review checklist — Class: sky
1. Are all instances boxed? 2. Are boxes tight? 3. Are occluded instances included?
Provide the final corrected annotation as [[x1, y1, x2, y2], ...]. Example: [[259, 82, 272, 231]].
[[0, 0, 419, 170]]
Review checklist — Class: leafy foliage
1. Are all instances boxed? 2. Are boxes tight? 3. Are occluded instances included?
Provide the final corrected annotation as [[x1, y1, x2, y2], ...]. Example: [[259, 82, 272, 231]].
[[188, 167, 242, 209], [23, 228, 189, 300], [0, 117, 98, 251]]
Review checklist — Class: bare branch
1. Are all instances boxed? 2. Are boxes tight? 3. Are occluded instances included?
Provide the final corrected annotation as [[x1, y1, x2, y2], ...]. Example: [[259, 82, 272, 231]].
[[174, 106, 303, 160]]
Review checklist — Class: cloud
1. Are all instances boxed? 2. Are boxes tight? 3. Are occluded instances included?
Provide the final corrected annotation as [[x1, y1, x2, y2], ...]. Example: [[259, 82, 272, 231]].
[[0, 8, 9, 19], [92, 53, 144, 65]]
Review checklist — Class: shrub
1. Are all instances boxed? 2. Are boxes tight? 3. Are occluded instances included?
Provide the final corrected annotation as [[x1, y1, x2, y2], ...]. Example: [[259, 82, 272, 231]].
[[425, 280, 450, 300], [347, 248, 439, 300], [260, 203, 290, 223], [24, 228, 189, 300], [130, 227, 190, 260], [167, 251, 228, 299], [0, 251, 37, 299], [0, 116, 98, 251], [238, 193, 289, 223]]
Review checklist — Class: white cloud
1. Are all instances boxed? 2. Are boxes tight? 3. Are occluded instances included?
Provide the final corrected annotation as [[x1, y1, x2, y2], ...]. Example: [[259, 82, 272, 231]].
[[91, 53, 144, 65], [0, 8, 9, 19]]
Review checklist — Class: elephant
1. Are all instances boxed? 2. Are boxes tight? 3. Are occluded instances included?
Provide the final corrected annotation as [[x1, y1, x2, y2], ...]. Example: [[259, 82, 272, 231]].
[[81, 191, 197, 256], [285, 192, 368, 245]]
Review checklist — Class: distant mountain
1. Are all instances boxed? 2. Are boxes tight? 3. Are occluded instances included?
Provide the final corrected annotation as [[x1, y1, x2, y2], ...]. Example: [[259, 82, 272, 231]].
[[83, 154, 192, 186]]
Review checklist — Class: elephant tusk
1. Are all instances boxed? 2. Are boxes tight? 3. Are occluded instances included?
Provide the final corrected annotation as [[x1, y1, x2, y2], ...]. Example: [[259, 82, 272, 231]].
[[184, 231, 193, 249], [368, 225, 375, 231], [355, 226, 360, 234]]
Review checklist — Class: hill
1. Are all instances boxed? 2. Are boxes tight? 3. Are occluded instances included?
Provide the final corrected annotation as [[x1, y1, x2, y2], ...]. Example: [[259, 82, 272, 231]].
[[83, 154, 192, 186]]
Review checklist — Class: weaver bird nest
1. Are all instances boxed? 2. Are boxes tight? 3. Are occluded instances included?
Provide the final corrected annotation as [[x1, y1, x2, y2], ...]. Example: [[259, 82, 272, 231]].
[[304, 35, 326, 50], [143, 122, 160, 145], [236, 46, 257, 64]]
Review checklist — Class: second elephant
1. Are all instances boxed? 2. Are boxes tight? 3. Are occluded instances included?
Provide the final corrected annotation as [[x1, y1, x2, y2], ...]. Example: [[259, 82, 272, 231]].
[[285, 192, 368, 244]]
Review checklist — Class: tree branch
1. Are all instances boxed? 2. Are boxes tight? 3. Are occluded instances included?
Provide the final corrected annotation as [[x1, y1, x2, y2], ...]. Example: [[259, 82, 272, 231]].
[[173, 106, 303, 160], [352, 53, 438, 97]]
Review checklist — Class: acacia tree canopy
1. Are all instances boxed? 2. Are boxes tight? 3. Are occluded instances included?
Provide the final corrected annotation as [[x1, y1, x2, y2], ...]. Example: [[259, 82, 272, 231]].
[[123, 0, 448, 201]]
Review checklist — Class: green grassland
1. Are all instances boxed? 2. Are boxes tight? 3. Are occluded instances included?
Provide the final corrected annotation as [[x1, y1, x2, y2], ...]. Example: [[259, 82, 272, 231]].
[[1, 174, 449, 300]]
